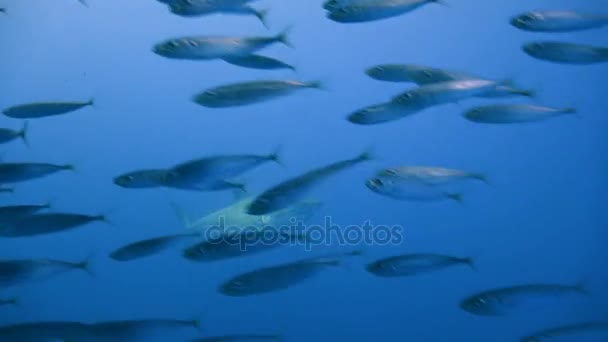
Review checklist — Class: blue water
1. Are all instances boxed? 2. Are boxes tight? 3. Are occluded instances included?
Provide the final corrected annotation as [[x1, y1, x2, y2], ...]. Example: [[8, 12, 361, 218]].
[[1, 0, 607, 341]]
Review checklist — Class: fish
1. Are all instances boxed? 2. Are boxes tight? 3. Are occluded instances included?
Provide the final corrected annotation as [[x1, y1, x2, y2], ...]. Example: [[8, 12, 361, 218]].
[[0, 212, 108, 238], [327, 0, 444, 23], [223, 54, 295, 71], [0, 162, 74, 184], [218, 251, 361, 296], [523, 41, 608, 65], [0, 187, 14, 194], [109, 233, 198, 262], [346, 101, 424, 125], [0, 203, 51, 225], [365, 253, 474, 277], [162, 150, 281, 191], [0, 321, 94, 341], [0, 257, 91, 288], [247, 151, 372, 215], [460, 283, 588, 316], [191, 335, 282, 342], [0, 297, 17, 306], [169, 0, 268, 26], [173, 197, 322, 239], [182, 230, 309, 262], [390, 79, 517, 109], [373, 166, 487, 186], [323, 0, 376, 11], [520, 321, 608, 342], [0, 121, 28, 146], [86, 319, 201, 341], [366, 176, 463, 202], [0, 8, 5, 14], [464, 104, 577, 124], [2, 100, 93, 119], [113, 169, 169, 189], [153, 28, 291, 60], [192, 80, 322, 108], [511, 11, 608, 32]]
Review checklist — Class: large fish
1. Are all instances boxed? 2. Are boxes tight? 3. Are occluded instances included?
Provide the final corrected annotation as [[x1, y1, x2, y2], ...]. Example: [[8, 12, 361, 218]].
[[2, 100, 93, 119], [366, 253, 474, 277], [0, 162, 74, 184], [523, 41, 608, 65], [464, 104, 577, 124], [0, 257, 91, 288], [327, 0, 443, 23], [511, 11, 608, 32], [0, 212, 107, 238]]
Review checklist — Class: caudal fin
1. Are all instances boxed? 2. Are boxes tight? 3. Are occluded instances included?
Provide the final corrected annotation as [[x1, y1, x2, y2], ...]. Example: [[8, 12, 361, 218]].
[[19, 121, 29, 147], [276, 26, 293, 48], [460, 257, 476, 271], [268, 145, 284, 166], [75, 254, 96, 278], [254, 8, 269, 28], [447, 193, 464, 203], [170, 201, 194, 230], [471, 172, 489, 184], [77, 0, 89, 7]]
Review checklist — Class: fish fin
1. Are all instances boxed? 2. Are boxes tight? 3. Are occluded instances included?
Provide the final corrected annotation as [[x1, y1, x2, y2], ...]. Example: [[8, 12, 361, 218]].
[[574, 281, 590, 295], [0, 8, 6, 14], [429, 0, 448, 6], [447, 193, 464, 204], [563, 107, 580, 118], [306, 79, 329, 91], [276, 26, 293, 48], [472, 172, 489, 184], [190, 316, 204, 332], [18, 120, 30, 147], [169, 201, 194, 229], [461, 257, 477, 271], [268, 145, 284, 166], [96, 208, 117, 227], [86, 98, 95, 107], [356, 147, 376, 162], [76, 253, 96, 278], [252, 7, 269, 28], [224, 179, 247, 193], [77, 0, 89, 7], [62, 164, 77, 172]]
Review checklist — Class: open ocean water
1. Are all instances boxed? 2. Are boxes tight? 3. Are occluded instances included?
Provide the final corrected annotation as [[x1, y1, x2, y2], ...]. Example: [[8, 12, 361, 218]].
[[0, 0, 607, 341]]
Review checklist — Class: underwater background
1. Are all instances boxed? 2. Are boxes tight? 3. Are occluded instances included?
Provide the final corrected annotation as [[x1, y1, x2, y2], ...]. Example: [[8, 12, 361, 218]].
[[0, 0, 607, 340]]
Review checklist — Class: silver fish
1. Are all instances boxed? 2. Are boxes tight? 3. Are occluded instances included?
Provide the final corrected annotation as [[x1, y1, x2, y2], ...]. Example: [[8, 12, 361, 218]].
[[191, 335, 282, 342], [366, 177, 463, 202], [247, 151, 372, 215], [0, 257, 91, 288], [374, 166, 487, 186], [0, 162, 74, 184], [223, 54, 295, 71], [464, 104, 577, 124], [366, 253, 474, 277], [113, 169, 169, 189], [523, 41, 608, 65], [347, 101, 420, 125], [218, 251, 361, 296], [153, 29, 291, 60], [0, 212, 107, 238], [2, 100, 93, 119], [0, 203, 50, 225], [327, 0, 444, 23], [521, 321, 608, 342], [460, 283, 588, 316], [511, 11, 608, 32], [192, 80, 322, 108], [162, 150, 281, 191], [109, 234, 198, 262], [0, 121, 28, 146], [170, 0, 268, 26]]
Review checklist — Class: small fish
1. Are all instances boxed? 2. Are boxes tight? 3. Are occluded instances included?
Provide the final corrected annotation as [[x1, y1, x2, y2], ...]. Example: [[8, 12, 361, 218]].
[[218, 251, 361, 296], [153, 29, 291, 60], [113, 169, 169, 189], [460, 283, 588, 316], [366, 253, 474, 277], [0, 257, 91, 288], [191, 335, 282, 342], [183, 231, 309, 262], [110, 234, 198, 262], [511, 11, 608, 32], [0, 162, 73, 184], [0, 321, 93, 341], [374, 166, 487, 186], [366, 177, 463, 202], [0, 203, 51, 225], [0, 298, 17, 306], [0, 121, 28, 146], [162, 150, 281, 191], [464, 104, 577, 124], [347, 101, 419, 125], [87, 319, 201, 340], [327, 0, 444, 23], [2, 100, 93, 119], [521, 321, 608, 342], [391, 79, 513, 109], [192, 80, 322, 108], [523, 41, 608, 65], [0, 187, 14, 194], [170, 0, 268, 26], [247, 151, 372, 215], [223, 54, 295, 71], [0, 212, 107, 238]]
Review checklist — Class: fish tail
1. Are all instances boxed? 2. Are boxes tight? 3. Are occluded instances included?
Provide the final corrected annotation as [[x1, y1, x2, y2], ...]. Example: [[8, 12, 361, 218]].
[[7, 297, 18, 306], [563, 107, 580, 118], [472, 172, 489, 184], [276, 26, 293, 48], [356, 147, 375, 162], [447, 193, 464, 203], [268, 145, 284, 166], [346, 249, 364, 257], [429, 0, 448, 6], [461, 257, 476, 271], [574, 281, 590, 295], [75, 254, 96, 278], [254, 8, 270, 28], [78, 0, 89, 7], [87, 98, 95, 107], [190, 317, 204, 332], [0, 8, 6, 14], [19, 120, 29, 147]]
